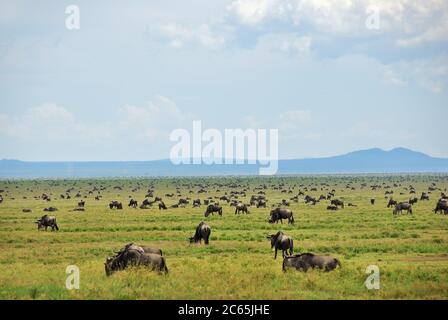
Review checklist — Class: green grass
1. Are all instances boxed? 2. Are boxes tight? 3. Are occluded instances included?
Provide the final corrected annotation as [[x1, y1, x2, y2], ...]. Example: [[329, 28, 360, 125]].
[[0, 175, 447, 300]]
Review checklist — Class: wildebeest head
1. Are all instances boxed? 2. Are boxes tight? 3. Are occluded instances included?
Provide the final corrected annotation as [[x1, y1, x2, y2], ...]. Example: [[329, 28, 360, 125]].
[[267, 231, 283, 249], [104, 256, 116, 276]]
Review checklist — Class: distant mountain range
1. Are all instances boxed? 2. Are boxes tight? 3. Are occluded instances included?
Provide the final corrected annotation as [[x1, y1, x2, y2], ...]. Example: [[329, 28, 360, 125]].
[[1, 148, 448, 178]]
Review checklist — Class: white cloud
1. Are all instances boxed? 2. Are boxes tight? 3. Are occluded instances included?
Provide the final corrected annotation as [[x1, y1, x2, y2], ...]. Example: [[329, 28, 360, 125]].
[[228, 0, 448, 41], [159, 23, 226, 49]]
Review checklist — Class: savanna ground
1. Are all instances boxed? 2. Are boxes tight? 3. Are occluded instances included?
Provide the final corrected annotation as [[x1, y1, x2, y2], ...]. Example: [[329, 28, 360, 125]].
[[0, 175, 447, 300]]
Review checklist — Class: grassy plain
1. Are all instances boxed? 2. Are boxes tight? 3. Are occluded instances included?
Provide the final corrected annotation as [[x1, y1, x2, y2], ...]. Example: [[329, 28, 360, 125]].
[[0, 175, 447, 300]]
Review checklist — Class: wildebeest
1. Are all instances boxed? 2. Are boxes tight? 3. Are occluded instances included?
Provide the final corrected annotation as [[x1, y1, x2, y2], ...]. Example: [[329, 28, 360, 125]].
[[43, 207, 58, 212], [235, 203, 249, 215], [256, 199, 267, 208], [118, 243, 163, 256], [22, 208, 32, 213], [409, 197, 418, 205], [393, 202, 413, 215], [36, 215, 59, 231], [331, 199, 344, 209], [327, 205, 338, 211], [159, 202, 167, 210], [128, 199, 138, 208], [387, 198, 397, 208], [269, 208, 294, 224], [192, 199, 201, 207], [434, 199, 448, 214], [190, 221, 211, 245], [78, 200, 85, 208], [267, 231, 293, 259], [421, 192, 430, 201], [204, 204, 222, 217], [282, 253, 341, 272], [104, 247, 168, 276], [109, 201, 123, 210], [370, 198, 375, 205]]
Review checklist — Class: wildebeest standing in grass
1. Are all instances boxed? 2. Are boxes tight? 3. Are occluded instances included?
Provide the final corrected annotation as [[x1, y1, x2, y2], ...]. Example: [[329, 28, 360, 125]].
[[331, 199, 344, 208], [204, 204, 222, 217], [235, 203, 249, 215], [370, 198, 375, 205], [128, 199, 138, 208], [190, 221, 211, 245], [434, 199, 448, 214], [269, 208, 294, 224], [267, 231, 293, 259], [78, 200, 85, 208], [387, 198, 397, 208], [393, 202, 413, 215], [282, 253, 341, 272], [109, 201, 123, 210], [118, 243, 163, 256], [36, 215, 59, 231], [104, 248, 168, 276], [159, 202, 167, 210]]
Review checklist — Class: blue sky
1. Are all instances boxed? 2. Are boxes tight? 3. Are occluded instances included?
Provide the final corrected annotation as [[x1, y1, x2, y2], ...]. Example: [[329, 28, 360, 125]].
[[0, 0, 447, 161]]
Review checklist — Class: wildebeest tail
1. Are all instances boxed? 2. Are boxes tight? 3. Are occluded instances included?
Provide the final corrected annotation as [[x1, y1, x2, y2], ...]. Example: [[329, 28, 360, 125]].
[[291, 215, 295, 224], [162, 258, 168, 274]]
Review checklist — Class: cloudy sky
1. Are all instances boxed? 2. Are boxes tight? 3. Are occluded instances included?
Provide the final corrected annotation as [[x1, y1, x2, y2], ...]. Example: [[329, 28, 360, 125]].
[[0, 0, 447, 161]]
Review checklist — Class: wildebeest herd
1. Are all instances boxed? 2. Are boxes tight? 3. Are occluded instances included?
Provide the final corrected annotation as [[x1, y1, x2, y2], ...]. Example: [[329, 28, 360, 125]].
[[1, 175, 447, 296]]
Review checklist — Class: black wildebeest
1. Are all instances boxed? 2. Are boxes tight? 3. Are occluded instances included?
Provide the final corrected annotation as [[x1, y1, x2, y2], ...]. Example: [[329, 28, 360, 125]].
[[36, 215, 59, 231], [267, 231, 293, 259], [235, 203, 249, 215], [387, 198, 397, 208], [104, 246, 168, 276], [393, 202, 413, 215], [434, 199, 448, 214], [204, 204, 222, 217], [269, 208, 294, 224], [159, 202, 167, 210], [331, 199, 344, 208], [128, 199, 138, 208], [118, 243, 163, 256], [190, 221, 211, 245], [282, 253, 341, 272], [421, 192, 430, 201], [109, 201, 123, 210]]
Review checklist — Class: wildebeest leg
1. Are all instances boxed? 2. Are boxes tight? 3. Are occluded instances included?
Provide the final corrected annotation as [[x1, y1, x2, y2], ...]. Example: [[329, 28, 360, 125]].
[[274, 248, 278, 260]]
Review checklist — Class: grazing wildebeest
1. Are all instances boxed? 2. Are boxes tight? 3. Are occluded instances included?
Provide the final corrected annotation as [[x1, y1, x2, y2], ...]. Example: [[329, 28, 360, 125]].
[[128, 199, 138, 208], [104, 248, 168, 276], [189, 221, 211, 245], [256, 199, 267, 208], [109, 201, 123, 210], [204, 204, 222, 217], [327, 205, 338, 211], [331, 199, 344, 208], [421, 192, 430, 201], [269, 208, 294, 224], [387, 198, 397, 208], [178, 198, 189, 206], [118, 243, 163, 256], [192, 199, 201, 207], [267, 231, 293, 259], [347, 203, 357, 207], [43, 207, 58, 212], [159, 202, 167, 210], [434, 199, 448, 214], [78, 200, 85, 208], [409, 197, 418, 205], [235, 203, 249, 215], [36, 215, 59, 231], [370, 198, 375, 205], [22, 208, 32, 213], [282, 253, 341, 272], [393, 202, 413, 215]]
